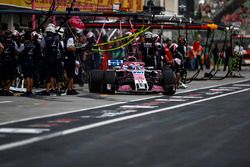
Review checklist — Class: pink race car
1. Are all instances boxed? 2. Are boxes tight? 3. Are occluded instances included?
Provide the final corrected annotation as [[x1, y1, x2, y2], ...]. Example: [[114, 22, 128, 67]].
[[88, 56, 176, 95]]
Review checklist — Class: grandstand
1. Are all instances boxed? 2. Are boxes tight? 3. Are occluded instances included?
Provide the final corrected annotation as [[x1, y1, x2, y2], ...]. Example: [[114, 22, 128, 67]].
[[221, 0, 250, 34], [194, 0, 249, 34]]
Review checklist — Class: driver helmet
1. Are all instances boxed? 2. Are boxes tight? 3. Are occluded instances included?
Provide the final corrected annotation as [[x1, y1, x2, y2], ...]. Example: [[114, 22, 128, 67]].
[[129, 63, 136, 69]]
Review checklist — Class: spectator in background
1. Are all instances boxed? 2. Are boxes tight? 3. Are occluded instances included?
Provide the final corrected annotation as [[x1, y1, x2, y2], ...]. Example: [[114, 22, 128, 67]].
[[218, 0, 224, 8], [198, 0, 228, 20], [210, 0, 218, 15], [203, 2, 212, 18], [196, 3, 203, 19]]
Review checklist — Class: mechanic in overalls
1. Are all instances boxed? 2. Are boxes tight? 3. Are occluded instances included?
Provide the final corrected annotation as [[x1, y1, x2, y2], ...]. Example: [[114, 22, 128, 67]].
[[20, 31, 36, 96], [42, 24, 59, 95], [0, 30, 17, 96], [64, 28, 78, 95], [174, 36, 188, 89], [139, 31, 157, 68]]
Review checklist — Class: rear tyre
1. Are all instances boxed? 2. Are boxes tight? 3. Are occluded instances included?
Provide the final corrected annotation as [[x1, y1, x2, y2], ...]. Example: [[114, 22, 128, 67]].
[[88, 70, 104, 93], [102, 71, 116, 94], [162, 67, 176, 96]]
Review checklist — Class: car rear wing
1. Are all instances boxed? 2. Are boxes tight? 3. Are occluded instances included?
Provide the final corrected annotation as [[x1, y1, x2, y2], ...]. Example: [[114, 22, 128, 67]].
[[108, 59, 124, 69]]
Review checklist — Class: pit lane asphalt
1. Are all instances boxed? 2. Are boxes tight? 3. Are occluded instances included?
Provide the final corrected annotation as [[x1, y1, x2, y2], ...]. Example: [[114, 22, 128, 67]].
[[0, 67, 250, 167], [0, 67, 250, 124]]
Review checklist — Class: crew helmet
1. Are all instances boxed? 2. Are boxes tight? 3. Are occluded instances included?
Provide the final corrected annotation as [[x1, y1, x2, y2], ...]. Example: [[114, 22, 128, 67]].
[[152, 33, 160, 42], [31, 31, 38, 37], [86, 31, 94, 39], [144, 31, 152, 39], [47, 23, 55, 28], [56, 26, 64, 37], [12, 30, 20, 37], [45, 23, 55, 33], [125, 31, 132, 36]]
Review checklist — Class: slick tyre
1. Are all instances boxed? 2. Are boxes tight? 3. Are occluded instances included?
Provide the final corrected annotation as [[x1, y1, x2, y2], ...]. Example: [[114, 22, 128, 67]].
[[162, 68, 176, 96], [88, 70, 104, 93], [102, 71, 116, 94]]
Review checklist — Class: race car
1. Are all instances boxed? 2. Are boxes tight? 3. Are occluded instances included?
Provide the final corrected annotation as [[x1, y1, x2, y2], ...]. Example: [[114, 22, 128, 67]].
[[88, 56, 176, 95]]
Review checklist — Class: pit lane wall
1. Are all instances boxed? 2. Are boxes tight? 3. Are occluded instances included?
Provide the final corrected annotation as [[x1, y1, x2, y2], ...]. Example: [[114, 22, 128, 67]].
[[0, 0, 144, 13]]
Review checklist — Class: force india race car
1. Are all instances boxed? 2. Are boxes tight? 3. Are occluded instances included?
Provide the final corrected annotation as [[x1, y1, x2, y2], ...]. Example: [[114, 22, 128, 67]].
[[88, 57, 176, 95]]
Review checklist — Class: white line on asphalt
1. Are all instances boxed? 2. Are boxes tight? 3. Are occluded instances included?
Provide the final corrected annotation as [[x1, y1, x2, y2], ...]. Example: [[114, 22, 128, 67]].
[[0, 102, 126, 126], [0, 128, 50, 134], [219, 87, 242, 90], [0, 79, 249, 126], [171, 96, 203, 99], [210, 88, 232, 92], [0, 88, 249, 151], [120, 105, 158, 109], [0, 101, 13, 104], [155, 99, 187, 102], [233, 84, 250, 87]]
